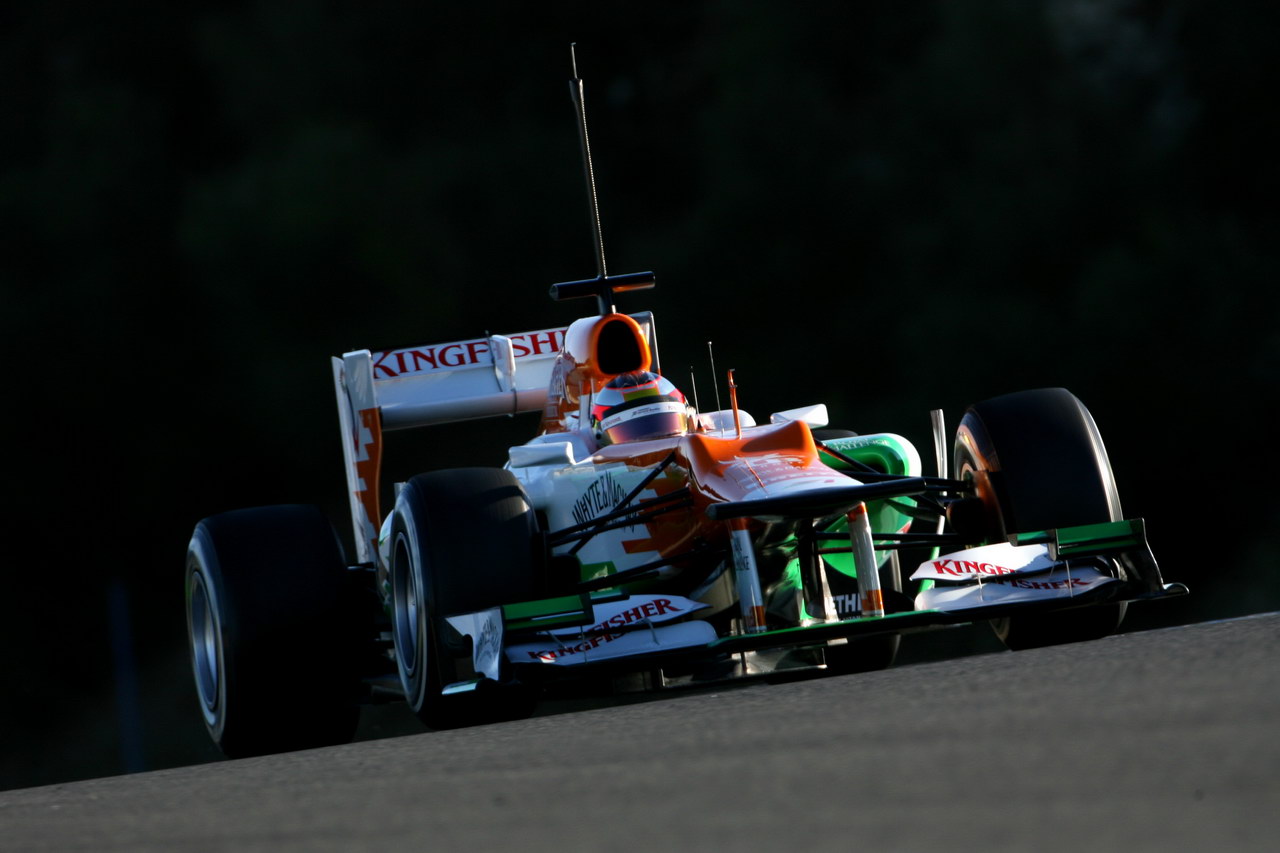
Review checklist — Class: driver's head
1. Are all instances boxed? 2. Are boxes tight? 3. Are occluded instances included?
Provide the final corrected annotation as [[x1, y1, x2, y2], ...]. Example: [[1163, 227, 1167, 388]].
[[591, 371, 689, 445]]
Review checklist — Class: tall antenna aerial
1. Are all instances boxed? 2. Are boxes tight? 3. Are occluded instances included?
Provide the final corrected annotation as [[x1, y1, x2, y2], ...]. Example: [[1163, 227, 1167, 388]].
[[570, 43, 608, 282], [549, 44, 656, 316]]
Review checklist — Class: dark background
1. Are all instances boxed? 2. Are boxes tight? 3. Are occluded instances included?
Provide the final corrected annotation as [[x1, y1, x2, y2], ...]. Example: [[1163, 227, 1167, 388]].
[[3, 0, 1276, 791]]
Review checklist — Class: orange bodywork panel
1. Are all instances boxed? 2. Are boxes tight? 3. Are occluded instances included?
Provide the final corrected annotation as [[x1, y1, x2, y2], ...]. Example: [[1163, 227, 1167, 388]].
[[552, 420, 840, 566], [679, 420, 825, 507]]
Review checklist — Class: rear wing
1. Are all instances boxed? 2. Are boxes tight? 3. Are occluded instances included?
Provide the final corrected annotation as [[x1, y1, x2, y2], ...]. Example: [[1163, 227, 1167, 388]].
[[333, 313, 657, 564]]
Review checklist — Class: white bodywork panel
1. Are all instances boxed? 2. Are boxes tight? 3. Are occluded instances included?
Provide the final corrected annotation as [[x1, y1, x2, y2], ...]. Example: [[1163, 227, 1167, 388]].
[[910, 542, 1060, 582], [349, 312, 653, 432], [505, 594, 714, 665], [769, 403, 830, 428], [332, 313, 657, 563], [912, 543, 1118, 612], [444, 607, 505, 682], [515, 462, 675, 581], [914, 564, 1118, 612]]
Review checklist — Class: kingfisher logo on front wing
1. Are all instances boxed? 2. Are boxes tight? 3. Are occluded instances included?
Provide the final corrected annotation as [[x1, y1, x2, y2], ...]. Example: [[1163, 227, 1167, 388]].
[[548, 595, 707, 638], [508, 619, 717, 665], [911, 542, 1057, 581], [914, 564, 1118, 613], [508, 595, 710, 664], [927, 559, 1020, 578]]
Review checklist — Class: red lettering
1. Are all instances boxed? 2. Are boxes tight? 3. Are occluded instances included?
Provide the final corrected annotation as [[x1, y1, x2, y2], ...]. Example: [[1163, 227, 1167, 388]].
[[372, 351, 399, 378], [466, 340, 490, 364], [933, 560, 958, 576], [510, 335, 531, 358], [409, 348, 438, 371], [438, 344, 466, 367], [527, 331, 559, 356]]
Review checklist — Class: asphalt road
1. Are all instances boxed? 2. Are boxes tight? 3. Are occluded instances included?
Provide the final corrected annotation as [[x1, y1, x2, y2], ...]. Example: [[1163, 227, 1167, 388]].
[[3, 613, 1277, 853]]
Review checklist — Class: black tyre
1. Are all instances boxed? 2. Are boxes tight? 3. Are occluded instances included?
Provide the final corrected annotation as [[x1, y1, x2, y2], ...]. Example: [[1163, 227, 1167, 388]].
[[955, 388, 1126, 650], [185, 505, 360, 758], [824, 552, 903, 674], [390, 468, 540, 728]]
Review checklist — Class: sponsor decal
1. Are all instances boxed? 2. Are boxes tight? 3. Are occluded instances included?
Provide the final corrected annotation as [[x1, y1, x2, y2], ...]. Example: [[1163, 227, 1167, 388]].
[[372, 329, 566, 379], [547, 595, 707, 637], [444, 607, 505, 681], [927, 559, 1019, 578], [730, 456, 842, 489], [508, 620, 717, 665], [519, 630, 626, 662], [509, 596, 708, 664], [570, 470, 628, 526], [914, 564, 1119, 613], [475, 614, 502, 667], [991, 576, 1095, 591], [832, 593, 859, 618], [911, 542, 1057, 582]]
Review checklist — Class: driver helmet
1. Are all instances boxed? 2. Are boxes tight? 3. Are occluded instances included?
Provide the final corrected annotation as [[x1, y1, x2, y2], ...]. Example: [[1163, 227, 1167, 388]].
[[591, 371, 689, 445]]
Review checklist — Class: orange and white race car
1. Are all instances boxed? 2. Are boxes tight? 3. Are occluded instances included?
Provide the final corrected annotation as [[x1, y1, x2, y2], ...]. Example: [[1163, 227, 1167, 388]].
[[184, 56, 1186, 758]]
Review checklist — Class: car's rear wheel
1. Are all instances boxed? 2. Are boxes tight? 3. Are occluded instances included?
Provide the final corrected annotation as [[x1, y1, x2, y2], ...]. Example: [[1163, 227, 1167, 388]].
[[391, 468, 540, 728], [955, 388, 1127, 650], [185, 505, 360, 757]]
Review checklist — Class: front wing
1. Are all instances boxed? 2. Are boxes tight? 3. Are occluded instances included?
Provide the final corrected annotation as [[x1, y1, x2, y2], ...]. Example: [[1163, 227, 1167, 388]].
[[438, 519, 1187, 693]]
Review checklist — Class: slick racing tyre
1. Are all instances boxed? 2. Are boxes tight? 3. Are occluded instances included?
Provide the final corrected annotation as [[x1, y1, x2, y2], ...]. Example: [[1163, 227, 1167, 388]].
[[955, 388, 1127, 650], [390, 468, 540, 729], [823, 551, 903, 674], [185, 505, 360, 758]]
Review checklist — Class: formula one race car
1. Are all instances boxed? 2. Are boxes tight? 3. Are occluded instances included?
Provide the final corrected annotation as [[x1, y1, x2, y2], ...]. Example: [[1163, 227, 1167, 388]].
[[184, 58, 1187, 758]]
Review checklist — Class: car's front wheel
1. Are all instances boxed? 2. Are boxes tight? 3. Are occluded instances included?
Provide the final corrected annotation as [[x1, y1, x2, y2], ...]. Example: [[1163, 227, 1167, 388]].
[[955, 388, 1127, 650], [390, 468, 540, 728]]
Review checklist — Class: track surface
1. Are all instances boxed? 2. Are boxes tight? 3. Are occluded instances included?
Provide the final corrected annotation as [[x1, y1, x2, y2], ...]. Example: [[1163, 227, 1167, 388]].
[[4, 614, 1277, 852]]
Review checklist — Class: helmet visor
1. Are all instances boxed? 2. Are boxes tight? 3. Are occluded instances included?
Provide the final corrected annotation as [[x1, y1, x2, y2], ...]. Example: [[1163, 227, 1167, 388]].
[[599, 400, 689, 444]]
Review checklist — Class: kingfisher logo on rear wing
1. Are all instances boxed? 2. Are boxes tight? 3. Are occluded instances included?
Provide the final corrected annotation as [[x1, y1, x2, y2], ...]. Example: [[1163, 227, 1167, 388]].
[[371, 328, 568, 379]]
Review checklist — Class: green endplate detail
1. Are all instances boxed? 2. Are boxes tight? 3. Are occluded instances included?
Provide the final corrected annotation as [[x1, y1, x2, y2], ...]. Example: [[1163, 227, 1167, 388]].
[[1012, 519, 1147, 557], [580, 560, 618, 583], [503, 593, 594, 632]]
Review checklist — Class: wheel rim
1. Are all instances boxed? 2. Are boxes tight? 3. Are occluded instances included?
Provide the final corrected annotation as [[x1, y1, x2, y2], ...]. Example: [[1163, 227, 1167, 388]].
[[188, 570, 220, 716], [392, 532, 420, 678]]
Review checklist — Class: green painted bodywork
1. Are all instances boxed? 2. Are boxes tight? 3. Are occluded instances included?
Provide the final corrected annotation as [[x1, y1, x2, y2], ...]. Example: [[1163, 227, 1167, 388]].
[[502, 589, 628, 632], [580, 560, 618, 583], [503, 593, 593, 632], [775, 433, 922, 617], [1012, 519, 1149, 557]]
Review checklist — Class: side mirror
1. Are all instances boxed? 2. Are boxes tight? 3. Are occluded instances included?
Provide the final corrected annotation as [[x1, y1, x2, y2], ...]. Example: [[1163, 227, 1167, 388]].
[[769, 404, 829, 428]]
